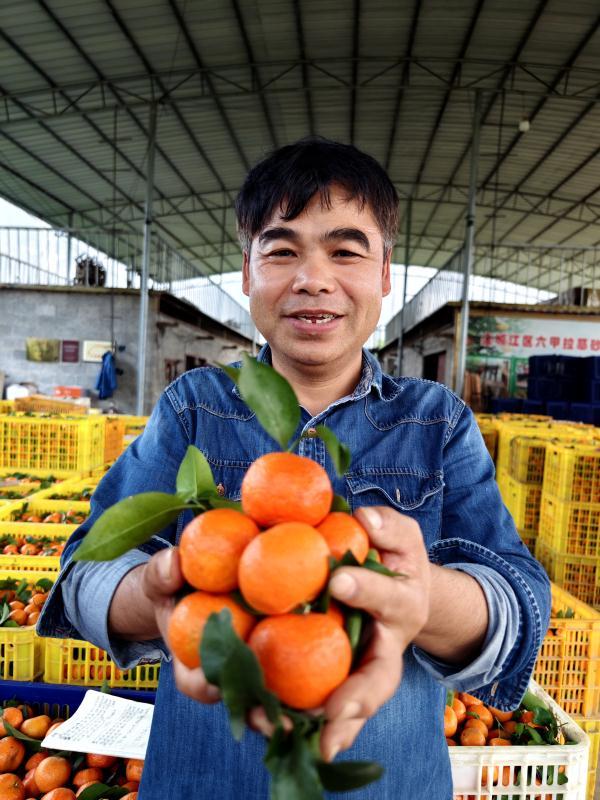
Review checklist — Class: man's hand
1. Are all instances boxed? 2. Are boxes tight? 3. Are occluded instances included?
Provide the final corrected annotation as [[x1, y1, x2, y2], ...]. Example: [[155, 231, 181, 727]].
[[319, 505, 431, 760], [141, 548, 222, 703]]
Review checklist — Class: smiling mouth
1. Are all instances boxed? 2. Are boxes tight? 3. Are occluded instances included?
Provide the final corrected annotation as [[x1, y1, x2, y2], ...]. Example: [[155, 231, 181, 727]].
[[290, 313, 340, 324]]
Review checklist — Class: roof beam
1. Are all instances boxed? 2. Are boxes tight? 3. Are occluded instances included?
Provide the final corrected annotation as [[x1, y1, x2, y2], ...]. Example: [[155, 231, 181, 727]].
[[166, 0, 250, 171], [14, 2, 238, 274], [414, 0, 548, 263], [384, 0, 421, 172], [349, 0, 360, 144], [230, 0, 278, 149], [410, 0, 485, 193], [292, 0, 315, 135]]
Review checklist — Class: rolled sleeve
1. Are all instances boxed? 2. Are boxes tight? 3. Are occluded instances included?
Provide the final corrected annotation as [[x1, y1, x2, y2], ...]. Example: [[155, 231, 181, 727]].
[[61, 552, 170, 670], [413, 562, 520, 691]]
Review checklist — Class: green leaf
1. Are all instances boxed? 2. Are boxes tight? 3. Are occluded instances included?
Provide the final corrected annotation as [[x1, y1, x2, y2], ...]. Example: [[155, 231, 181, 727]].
[[35, 578, 54, 593], [330, 494, 351, 513], [176, 446, 216, 501], [76, 785, 129, 800], [235, 354, 300, 449], [265, 722, 324, 800], [200, 609, 281, 738], [362, 556, 406, 579], [317, 760, 384, 792], [3, 719, 42, 751], [1, 620, 19, 628], [0, 601, 10, 626], [346, 610, 363, 652], [206, 496, 243, 512], [220, 363, 241, 385], [72, 493, 191, 561], [313, 426, 351, 476]]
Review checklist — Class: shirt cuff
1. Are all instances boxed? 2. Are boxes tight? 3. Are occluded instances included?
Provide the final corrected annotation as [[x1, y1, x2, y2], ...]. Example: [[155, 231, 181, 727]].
[[59, 550, 170, 671], [412, 562, 520, 690]]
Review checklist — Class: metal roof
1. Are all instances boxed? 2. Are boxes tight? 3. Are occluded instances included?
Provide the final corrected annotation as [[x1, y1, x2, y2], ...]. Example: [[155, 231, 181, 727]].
[[1, 0, 600, 285]]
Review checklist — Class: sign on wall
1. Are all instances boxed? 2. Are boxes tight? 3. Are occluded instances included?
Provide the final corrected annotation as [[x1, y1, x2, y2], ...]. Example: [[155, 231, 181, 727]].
[[466, 314, 600, 398], [61, 340, 80, 363], [25, 338, 60, 362], [82, 340, 112, 363]]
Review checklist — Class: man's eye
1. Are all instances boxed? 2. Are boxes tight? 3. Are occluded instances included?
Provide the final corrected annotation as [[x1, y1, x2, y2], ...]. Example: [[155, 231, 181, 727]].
[[268, 249, 295, 257], [334, 249, 360, 258]]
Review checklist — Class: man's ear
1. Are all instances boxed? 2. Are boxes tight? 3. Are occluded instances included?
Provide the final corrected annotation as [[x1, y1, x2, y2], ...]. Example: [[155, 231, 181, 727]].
[[382, 253, 392, 297], [242, 250, 250, 296]]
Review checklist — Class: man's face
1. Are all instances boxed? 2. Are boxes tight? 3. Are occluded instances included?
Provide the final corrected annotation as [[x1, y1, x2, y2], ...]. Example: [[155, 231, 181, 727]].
[[242, 186, 392, 372]]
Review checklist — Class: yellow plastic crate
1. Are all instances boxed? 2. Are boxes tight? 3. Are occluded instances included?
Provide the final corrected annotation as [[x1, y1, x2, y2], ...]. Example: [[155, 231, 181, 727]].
[[572, 716, 600, 800], [509, 436, 548, 483], [0, 499, 89, 525], [479, 426, 498, 462], [538, 493, 600, 557], [43, 637, 160, 690], [0, 401, 14, 413], [518, 527, 537, 554], [536, 540, 600, 609], [0, 626, 43, 681], [104, 416, 125, 463], [496, 466, 510, 501], [495, 421, 557, 474], [30, 478, 93, 513], [534, 584, 600, 717], [14, 395, 87, 415], [0, 414, 106, 473], [504, 474, 543, 531], [544, 443, 600, 504]]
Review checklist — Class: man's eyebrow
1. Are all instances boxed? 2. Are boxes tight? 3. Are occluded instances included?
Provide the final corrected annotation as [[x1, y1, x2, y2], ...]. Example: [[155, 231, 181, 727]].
[[258, 227, 300, 246], [322, 228, 370, 251]]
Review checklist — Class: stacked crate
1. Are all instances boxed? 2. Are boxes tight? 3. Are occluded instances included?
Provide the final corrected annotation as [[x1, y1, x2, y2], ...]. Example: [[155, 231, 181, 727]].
[[536, 443, 600, 609], [0, 413, 106, 474], [503, 436, 548, 553]]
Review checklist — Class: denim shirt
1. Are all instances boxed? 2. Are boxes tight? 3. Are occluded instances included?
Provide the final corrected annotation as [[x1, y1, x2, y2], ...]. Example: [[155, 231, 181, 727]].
[[38, 347, 550, 800]]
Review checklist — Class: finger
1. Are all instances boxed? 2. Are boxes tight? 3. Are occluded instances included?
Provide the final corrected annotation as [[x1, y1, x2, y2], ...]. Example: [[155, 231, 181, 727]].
[[141, 547, 184, 601], [320, 717, 366, 761], [355, 506, 426, 560], [172, 657, 221, 704], [329, 563, 427, 625], [324, 626, 403, 723], [248, 707, 293, 738]]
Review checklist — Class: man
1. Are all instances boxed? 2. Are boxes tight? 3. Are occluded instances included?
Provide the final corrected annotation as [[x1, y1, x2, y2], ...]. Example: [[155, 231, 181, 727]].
[[39, 138, 550, 799]]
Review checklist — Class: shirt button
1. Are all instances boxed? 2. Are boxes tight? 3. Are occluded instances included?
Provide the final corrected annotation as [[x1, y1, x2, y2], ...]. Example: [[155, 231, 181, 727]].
[[306, 428, 318, 437], [216, 483, 226, 496]]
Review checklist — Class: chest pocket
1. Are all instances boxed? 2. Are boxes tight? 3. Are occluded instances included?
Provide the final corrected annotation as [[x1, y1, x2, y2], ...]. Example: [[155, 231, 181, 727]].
[[345, 470, 444, 545]]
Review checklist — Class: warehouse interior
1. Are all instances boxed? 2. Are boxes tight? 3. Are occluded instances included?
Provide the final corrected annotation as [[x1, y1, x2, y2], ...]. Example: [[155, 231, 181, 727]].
[[1, 1, 600, 798]]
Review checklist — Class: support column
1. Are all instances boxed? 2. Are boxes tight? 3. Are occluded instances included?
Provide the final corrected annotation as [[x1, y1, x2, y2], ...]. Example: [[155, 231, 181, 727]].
[[395, 197, 412, 377], [136, 103, 157, 415], [66, 211, 74, 284], [455, 89, 482, 398]]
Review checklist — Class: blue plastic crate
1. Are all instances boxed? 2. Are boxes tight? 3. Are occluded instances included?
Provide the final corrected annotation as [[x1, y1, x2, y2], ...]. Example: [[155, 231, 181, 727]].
[[586, 357, 600, 380], [567, 403, 600, 425], [527, 378, 539, 400], [0, 680, 155, 719], [491, 397, 523, 413], [546, 401, 569, 420], [522, 400, 545, 414]]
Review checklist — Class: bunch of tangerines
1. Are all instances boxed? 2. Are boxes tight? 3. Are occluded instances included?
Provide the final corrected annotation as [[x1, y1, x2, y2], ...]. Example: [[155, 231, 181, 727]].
[[168, 451, 372, 710], [0, 703, 142, 800]]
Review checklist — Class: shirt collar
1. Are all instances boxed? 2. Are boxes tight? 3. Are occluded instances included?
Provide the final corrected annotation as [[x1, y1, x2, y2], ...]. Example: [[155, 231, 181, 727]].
[[250, 343, 383, 400]]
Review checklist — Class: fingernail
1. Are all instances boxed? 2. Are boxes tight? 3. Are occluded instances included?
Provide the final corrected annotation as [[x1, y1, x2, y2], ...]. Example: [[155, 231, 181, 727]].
[[330, 572, 356, 600], [339, 701, 361, 720], [159, 548, 173, 583], [362, 507, 382, 530]]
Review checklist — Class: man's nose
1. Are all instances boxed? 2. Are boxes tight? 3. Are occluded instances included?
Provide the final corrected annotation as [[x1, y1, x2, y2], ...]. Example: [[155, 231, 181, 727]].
[[291, 255, 336, 294]]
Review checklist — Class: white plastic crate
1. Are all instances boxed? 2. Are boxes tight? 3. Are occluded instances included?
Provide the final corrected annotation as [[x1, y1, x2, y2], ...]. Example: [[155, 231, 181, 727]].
[[450, 682, 590, 799]]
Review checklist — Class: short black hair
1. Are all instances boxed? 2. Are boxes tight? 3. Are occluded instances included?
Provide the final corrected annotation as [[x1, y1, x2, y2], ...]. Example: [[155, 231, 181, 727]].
[[235, 137, 399, 258]]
